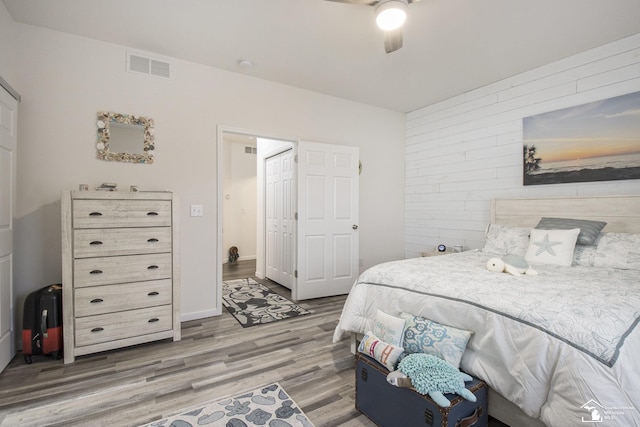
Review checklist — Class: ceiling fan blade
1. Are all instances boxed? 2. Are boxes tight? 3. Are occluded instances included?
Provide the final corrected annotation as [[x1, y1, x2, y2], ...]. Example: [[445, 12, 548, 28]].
[[384, 28, 403, 53]]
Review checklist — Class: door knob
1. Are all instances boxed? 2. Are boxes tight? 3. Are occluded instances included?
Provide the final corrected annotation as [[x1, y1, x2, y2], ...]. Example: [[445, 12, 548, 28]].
[[352, 224, 359, 230]]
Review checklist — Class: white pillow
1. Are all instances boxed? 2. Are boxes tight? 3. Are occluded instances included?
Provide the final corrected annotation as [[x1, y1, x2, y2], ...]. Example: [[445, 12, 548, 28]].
[[372, 309, 406, 347], [525, 228, 580, 267], [358, 331, 404, 371], [593, 232, 640, 270], [482, 224, 530, 256]]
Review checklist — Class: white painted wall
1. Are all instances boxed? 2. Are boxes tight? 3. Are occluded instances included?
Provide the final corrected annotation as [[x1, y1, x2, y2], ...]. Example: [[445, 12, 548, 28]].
[[4, 21, 405, 324], [405, 34, 640, 258], [0, 2, 16, 85], [222, 140, 257, 262]]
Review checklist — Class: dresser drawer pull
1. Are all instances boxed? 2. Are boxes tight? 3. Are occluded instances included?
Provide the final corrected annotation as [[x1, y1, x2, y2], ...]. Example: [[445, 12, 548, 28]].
[[148, 291, 160, 296], [147, 265, 159, 270], [89, 269, 103, 275], [148, 318, 160, 323], [147, 238, 159, 243], [91, 327, 104, 333], [89, 240, 103, 246], [90, 298, 104, 304], [89, 212, 103, 216], [147, 212, 159, 216]]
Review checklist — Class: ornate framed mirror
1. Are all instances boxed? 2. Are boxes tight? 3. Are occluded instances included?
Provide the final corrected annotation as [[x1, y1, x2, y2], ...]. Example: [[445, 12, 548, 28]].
[[96, 112, 155, 164]]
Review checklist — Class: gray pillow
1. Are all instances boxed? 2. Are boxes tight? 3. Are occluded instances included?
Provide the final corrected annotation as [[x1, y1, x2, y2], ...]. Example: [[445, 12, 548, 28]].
[[535, 217, 606, 246]]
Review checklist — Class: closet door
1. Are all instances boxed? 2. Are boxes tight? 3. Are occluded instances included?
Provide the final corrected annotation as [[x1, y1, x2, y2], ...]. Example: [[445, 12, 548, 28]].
[[265, 150, 294, 289], [0, 86, 17, 372]]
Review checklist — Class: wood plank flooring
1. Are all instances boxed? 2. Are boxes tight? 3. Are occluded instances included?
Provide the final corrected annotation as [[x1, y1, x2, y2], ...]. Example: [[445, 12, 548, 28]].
[[0, 260, 374, 427], [0, 260, 507, 426]]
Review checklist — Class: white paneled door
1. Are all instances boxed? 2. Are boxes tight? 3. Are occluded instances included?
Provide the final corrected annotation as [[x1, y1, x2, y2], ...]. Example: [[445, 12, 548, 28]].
[[0, 86, 17, 373], [265, 149, 294, 289], [295, 141, 359, 300]]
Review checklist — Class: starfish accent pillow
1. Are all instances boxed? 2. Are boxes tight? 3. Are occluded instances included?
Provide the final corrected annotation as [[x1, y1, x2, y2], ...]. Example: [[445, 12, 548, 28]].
[[525, 228, 580, 267]]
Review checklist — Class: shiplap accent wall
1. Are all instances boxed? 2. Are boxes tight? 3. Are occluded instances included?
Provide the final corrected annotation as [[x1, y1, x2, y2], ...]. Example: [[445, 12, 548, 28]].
[[404, 34, 640, 258]]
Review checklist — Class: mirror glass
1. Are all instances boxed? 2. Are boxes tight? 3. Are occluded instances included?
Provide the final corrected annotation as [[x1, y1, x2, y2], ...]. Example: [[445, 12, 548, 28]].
[[96, 112, 154, 163]]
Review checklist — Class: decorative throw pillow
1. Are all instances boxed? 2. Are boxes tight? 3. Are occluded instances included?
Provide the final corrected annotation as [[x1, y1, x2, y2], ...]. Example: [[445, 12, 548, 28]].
[[593, 232, 640, 270], [573, 244, 598, 267], [535, 217, 607, 246], [372, 309, 406, 347], [525, 228, 580, 267], [481, 224, 530, 256], [358, 331, 404, 371], [400, 313, 473, 369]]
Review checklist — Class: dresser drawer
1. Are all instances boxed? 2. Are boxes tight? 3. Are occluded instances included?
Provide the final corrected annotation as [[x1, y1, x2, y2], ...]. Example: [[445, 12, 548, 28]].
[[74, 280, 172, 317], [73, 199, 171, 229], [74, 253, 171, 287], [73, 227, 171, 258], [75, 305, 172, 347]]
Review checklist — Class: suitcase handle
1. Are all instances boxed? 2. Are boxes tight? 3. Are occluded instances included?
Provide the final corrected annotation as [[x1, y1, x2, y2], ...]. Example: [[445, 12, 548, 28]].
[[455, 406, 483, 427], [41, 309, 48, 338]]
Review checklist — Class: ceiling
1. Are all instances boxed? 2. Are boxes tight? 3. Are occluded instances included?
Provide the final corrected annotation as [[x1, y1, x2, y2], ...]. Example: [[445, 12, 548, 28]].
[[4, 0, 640, 112]]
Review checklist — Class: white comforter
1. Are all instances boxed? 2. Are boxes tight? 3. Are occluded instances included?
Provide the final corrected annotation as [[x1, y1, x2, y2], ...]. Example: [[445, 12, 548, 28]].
[[333, 251, 640, 426]]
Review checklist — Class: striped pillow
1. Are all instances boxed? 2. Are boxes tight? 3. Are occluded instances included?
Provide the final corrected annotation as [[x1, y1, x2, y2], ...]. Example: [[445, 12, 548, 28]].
[[535, 217, 606, 246], [358, 332, 404, 371]]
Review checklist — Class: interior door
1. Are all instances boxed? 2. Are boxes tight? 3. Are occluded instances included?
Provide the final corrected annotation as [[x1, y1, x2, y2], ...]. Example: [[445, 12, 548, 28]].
[[0, 85, 17, 372], [294, 141, 359, 300], [265, 149, 294, 289]]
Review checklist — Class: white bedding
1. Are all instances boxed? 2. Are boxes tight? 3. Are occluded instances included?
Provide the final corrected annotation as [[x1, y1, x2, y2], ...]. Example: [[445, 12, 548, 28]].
[[333, 250, 640, 426]]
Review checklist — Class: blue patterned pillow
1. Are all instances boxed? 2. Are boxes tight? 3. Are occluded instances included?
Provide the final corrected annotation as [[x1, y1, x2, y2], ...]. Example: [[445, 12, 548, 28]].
[[400, 313, 472, 369]]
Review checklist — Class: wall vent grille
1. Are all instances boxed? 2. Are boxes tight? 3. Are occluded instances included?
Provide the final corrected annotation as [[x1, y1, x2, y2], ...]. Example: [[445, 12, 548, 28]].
[[127, 52, 171, 79], [245, 146, 257, 154]]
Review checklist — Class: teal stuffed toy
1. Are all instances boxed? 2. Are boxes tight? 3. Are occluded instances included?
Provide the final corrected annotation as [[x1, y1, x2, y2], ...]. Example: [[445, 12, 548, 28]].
[[388, 353, 477, 407]]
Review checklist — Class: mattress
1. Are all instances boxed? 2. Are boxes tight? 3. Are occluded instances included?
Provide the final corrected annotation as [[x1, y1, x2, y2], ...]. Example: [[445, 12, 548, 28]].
[[333, 250, 640, 426]]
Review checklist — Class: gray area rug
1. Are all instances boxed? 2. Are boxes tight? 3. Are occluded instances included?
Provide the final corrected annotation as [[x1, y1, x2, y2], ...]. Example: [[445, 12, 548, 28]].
[[142, 383, 314, 427], [222, 278, 311, 328]]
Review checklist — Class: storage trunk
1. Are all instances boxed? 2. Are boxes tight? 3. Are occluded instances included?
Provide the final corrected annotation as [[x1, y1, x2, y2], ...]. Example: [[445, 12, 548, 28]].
[[356, 353, 488, 427], [22, 284, 63, 363]]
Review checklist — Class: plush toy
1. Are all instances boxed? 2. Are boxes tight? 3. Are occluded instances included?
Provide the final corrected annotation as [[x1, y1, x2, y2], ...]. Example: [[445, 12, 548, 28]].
[[486, 254, 537, 276], [387, 353, 477, 407]]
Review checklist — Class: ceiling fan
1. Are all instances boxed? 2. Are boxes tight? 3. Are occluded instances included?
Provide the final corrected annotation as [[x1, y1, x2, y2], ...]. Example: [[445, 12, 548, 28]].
[[326, 0, 421, 53]]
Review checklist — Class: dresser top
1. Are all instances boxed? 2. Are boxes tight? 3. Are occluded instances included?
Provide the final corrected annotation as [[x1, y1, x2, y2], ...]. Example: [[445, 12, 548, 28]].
[[65, 190, 173, 200]]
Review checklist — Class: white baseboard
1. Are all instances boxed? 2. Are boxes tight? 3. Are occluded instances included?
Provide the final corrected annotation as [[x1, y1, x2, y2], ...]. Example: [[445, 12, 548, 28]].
[[180, 308, 221, 322], [222, 255, 256, 264]]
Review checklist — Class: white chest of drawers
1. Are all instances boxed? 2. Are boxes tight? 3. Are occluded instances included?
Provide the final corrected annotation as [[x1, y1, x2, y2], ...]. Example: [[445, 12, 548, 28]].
[[61, 191, 180, 363]]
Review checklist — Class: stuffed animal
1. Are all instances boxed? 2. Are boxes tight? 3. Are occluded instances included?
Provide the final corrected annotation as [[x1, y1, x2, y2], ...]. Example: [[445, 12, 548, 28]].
[[388, 353, 477, 407], [487, 254, 537, 276]]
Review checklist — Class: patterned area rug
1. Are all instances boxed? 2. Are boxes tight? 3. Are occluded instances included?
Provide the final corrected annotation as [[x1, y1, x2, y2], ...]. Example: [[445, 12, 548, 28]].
[[142, 383, 315, 427], [222, 278, 311, 328]]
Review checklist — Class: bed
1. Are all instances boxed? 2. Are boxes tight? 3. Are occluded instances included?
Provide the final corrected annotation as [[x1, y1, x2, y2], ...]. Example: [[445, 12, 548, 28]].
[[334, 195, 640, 427]]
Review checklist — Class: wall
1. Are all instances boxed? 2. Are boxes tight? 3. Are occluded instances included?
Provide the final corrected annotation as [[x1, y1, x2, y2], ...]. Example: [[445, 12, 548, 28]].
[[8, 23, 405, 324], [404, 34, 640, 258], [0, 2, 16, 85], [222, 138, 258, 262]]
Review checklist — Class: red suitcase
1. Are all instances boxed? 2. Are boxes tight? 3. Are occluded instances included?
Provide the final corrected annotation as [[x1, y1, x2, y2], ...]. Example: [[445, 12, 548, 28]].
[[22, 284, 63, 363]]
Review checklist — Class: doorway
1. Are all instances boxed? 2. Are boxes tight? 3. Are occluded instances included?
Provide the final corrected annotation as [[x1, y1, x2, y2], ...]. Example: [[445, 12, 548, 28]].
[[220, 130, 294, 288]]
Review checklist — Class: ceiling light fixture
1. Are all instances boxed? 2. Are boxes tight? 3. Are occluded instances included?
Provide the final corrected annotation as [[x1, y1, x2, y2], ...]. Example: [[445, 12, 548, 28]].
[[375, 0, 408, 31]]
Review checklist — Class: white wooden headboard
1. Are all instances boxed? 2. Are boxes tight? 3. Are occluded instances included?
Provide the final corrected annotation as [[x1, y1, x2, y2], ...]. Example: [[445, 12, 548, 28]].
[[491, 195, 640, 234]]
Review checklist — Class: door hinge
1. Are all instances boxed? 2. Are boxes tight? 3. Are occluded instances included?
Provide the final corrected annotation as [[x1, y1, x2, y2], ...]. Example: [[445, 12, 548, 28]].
[[294, 270, 298, 278], [294, 154, 298, 163], [295, 212, 298, 220]]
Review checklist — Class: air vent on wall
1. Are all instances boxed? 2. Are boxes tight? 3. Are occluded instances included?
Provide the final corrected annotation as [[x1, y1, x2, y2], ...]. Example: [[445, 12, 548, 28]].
[[245, 146, 257, 154], [127, 52, 171, 79]]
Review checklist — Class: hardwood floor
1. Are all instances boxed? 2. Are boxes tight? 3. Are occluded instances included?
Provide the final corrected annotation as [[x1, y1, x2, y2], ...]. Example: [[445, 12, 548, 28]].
[[0, 260, 373, 426], [0, 260, 507, 426]]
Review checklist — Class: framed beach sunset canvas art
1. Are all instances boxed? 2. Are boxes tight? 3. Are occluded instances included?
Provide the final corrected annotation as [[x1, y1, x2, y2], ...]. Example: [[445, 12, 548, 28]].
[[523, 91, 640, 185]]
